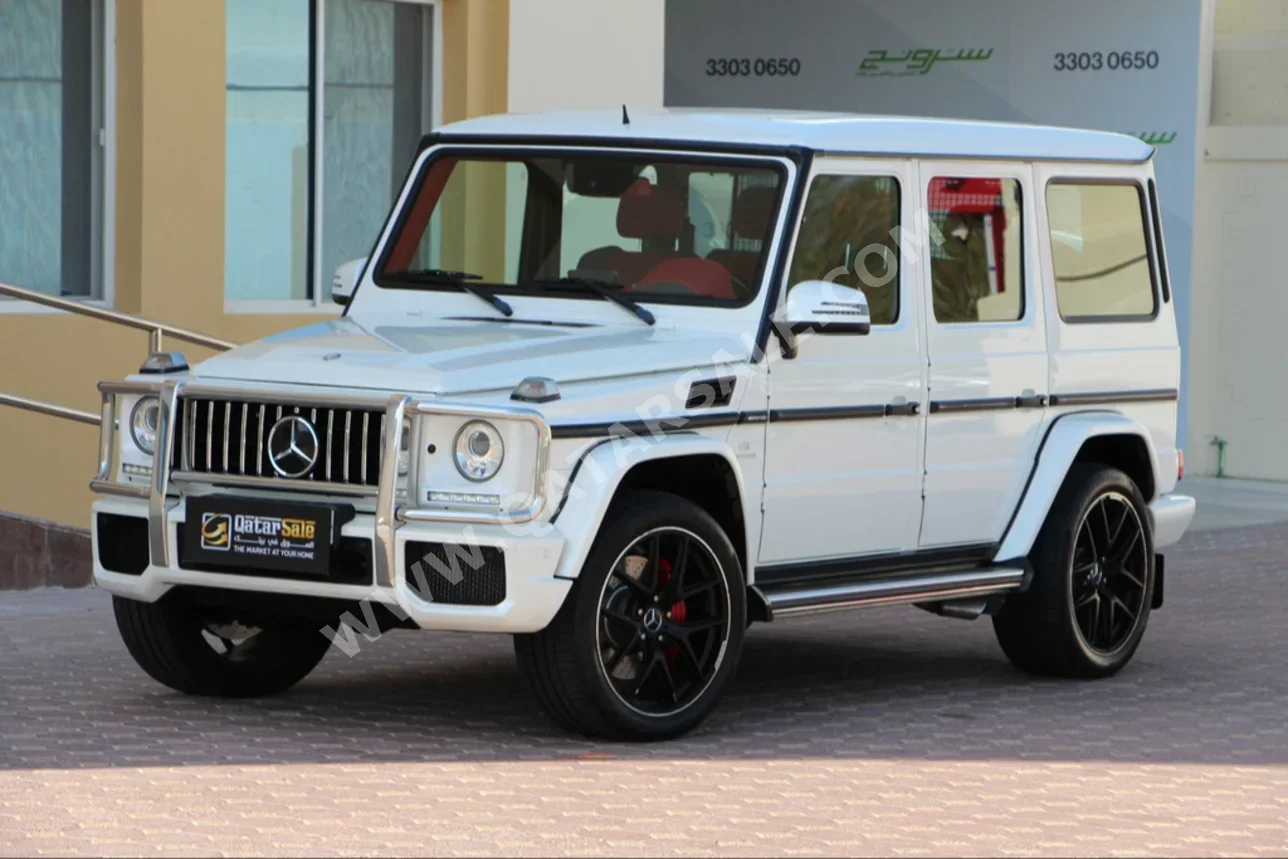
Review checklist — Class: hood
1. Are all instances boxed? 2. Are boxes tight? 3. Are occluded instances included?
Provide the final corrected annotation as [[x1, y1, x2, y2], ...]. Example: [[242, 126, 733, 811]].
[[192, 315, 752, 396]]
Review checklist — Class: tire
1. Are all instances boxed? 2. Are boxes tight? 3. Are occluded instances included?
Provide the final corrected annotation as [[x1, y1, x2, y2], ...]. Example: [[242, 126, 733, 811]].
[[515, 490, 746, 741], [993, 464, 1155, 678], [113, 592, 333, 697]]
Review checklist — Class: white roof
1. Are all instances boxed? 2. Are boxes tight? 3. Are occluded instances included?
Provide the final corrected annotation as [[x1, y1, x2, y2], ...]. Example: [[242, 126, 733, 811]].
[[436, 108, 1153, 163]]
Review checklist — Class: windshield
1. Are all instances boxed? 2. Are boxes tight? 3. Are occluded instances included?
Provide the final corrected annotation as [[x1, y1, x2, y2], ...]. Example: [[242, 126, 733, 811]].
[[374, 151, 785, 307]]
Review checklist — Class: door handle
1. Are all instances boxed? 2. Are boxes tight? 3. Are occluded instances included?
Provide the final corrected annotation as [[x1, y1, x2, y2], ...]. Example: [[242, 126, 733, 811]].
[[1015, 393, 1047, 409], [885, 400, 920, 417]]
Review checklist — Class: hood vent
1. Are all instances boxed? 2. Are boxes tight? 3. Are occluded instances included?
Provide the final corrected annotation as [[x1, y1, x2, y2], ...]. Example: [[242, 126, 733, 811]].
[[686, 377, 737, 410]]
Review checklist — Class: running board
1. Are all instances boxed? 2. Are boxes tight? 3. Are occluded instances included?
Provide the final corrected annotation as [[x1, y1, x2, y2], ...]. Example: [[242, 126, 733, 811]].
[[754, 566, 1027, 620]]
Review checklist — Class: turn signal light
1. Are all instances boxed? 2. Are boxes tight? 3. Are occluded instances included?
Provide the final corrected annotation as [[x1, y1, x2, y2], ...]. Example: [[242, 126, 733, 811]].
[[1177, 449, 1185, 482], [122, 463, 154, 480], [511, 377, 560, 403]]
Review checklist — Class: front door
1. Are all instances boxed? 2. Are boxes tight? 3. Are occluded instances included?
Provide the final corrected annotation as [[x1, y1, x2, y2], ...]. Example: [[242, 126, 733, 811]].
[[758, 157, 926, 567], [916, 161, 1049, 548]]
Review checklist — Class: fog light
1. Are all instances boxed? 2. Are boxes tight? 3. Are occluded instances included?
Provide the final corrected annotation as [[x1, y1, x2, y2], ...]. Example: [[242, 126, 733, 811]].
[[122, 463, 154, 480]]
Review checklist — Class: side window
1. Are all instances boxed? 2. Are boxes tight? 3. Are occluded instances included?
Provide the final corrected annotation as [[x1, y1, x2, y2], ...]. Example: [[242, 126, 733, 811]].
[[1047, 182, 1156, 320], [928, 177, 1024, 323], [786, 174, 900, 325]]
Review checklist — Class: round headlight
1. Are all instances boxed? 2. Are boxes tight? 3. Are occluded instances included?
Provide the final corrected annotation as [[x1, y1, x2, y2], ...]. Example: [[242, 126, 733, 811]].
[[130, 396, 161, 455], [454, 421, 504, 482]]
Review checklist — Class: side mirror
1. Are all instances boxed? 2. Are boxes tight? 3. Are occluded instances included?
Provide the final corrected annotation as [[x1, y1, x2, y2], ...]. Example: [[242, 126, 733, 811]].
[[331, 257, 367, 307], [778, 280, 871, 335]]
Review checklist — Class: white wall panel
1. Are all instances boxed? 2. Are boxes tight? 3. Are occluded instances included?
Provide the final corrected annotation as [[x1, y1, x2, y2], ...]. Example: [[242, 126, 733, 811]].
[[508, 0, 664, 113]]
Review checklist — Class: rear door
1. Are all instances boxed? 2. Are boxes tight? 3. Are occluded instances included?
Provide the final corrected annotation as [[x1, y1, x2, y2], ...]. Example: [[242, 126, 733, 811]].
[[916, 161, 1050, 548], [1036, 163, 1181, 493]]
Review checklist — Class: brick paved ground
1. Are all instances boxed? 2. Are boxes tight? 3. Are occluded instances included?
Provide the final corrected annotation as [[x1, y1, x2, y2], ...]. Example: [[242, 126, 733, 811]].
[[1, 524, 1286, 856]]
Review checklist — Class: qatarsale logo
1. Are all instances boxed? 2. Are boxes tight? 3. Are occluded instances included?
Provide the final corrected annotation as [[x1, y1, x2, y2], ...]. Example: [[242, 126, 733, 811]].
[[858, 47, 995, 77]]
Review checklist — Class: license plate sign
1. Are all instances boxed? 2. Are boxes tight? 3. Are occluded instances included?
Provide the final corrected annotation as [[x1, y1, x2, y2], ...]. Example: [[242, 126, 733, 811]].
[[182, 497, 338, 576]]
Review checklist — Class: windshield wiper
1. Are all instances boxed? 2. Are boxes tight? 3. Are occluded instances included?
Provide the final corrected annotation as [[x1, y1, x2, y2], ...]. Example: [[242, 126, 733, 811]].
[[531, 277, 655, 326], [382, 269, 513, 318]]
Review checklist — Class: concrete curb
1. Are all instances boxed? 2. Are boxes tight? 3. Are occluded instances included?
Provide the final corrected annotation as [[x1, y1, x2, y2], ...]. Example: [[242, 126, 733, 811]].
[[0, 511, 92, 590]]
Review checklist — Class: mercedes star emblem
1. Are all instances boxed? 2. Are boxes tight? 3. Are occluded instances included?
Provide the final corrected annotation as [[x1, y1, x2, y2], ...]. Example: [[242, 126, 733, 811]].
[[642, 606, 665, 634], [266, 415, 320, 478]]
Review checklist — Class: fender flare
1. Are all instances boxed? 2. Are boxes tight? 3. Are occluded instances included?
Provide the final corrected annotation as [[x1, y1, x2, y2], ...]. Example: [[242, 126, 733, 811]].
[[994, 411, 1160, 562], [549, 433, 753, 581]]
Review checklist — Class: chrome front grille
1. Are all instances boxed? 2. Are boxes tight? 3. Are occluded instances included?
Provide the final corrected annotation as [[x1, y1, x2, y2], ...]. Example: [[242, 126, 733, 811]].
[[174, 397, 385, 486]]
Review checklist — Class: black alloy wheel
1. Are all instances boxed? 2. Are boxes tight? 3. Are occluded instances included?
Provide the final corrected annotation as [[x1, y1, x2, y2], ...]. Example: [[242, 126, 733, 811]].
[[992, 464, 1155, 679], [1070, 489, 1150, 654], [514, 490, 746, 740], [596, 526, 731, 716]]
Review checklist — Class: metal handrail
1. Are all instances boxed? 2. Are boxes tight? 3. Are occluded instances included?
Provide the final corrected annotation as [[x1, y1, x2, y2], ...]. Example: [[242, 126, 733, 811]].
[[0, 392, 100, 425], [0, 280, 236, 429], [0, 280, 235, 351]]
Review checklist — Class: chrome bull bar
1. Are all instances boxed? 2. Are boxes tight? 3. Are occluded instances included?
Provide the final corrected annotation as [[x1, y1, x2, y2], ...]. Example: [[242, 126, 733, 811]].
[[91, 379, 553, 589]]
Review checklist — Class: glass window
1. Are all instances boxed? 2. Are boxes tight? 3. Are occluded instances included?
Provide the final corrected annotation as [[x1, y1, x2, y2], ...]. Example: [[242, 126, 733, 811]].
[[1047, 182, 1156, 320], [224, 0, 310, 301], [928, 177, 1023, 323], [786, 175, 900, 325], [689, 171, 734, 258], [321, 0, 433, 294], [396, 159, 526, 283], [225, 0, 436, 304], [0, 0, 104, 301], [558, 165, 654, 275], [377, 154, 783, 307]]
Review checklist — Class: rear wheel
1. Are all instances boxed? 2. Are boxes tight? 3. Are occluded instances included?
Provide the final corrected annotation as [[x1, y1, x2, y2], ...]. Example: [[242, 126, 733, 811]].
[[515, 491, 745, 740], [993, 464, 1154, 678], [114, 592, 332, 697]]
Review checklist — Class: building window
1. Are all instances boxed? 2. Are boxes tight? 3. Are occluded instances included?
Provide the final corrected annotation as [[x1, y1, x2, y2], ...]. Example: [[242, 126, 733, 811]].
[[0, 0, 106, 303], [225, 0, 311, 302], [928, 177, 1023, 324], [787, 175, 900, 325], [225, 0, 437, 307], [1047, 182, 1157, 321]]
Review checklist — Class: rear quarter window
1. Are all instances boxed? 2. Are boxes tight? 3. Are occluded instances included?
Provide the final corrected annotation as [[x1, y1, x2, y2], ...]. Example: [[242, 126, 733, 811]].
[[1046, 182, 1157, 322]]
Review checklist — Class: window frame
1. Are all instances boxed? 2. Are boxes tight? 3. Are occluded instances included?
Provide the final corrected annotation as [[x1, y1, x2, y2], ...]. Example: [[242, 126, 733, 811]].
[[369, 145, 791, 311], [1147, 178, 1171, 304], [926, 174, 1027, 327], [786, 172, 903, 327], [224, 0, 443, 314], [0, 0, 115, 315], [1045, 177, 1160, 325]]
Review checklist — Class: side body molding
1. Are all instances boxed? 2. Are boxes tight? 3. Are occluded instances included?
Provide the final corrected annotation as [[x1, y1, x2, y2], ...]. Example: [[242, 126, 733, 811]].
[[994, 411, 1161, 562], [550, 434, 754, 582]]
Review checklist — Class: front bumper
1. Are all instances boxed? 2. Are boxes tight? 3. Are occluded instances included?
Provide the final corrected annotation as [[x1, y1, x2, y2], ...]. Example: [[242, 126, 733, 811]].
[[92, 495, 571, 632], [90, 380, 572, 632], [1150, 493, 1196, 549]]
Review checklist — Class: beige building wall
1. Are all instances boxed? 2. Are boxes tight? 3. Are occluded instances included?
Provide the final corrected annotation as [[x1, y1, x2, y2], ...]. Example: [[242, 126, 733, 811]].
[[1188, 0, 1288, 479], [0, 0, 510, 529]]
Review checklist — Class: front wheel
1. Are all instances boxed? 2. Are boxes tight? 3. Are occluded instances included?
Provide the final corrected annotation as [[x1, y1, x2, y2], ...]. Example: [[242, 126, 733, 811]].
[[114, 592, 333, 697], [515, 491, 746, 740], [993, 464, 1155, 678]]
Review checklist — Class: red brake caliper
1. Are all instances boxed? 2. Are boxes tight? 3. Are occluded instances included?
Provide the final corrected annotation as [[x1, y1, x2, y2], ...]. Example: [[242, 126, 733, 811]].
[[657, 558, 686, 663]]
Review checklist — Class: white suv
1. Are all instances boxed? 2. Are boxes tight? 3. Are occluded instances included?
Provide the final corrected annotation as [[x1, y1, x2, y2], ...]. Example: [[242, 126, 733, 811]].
[[92, 109, 1196, 740]]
